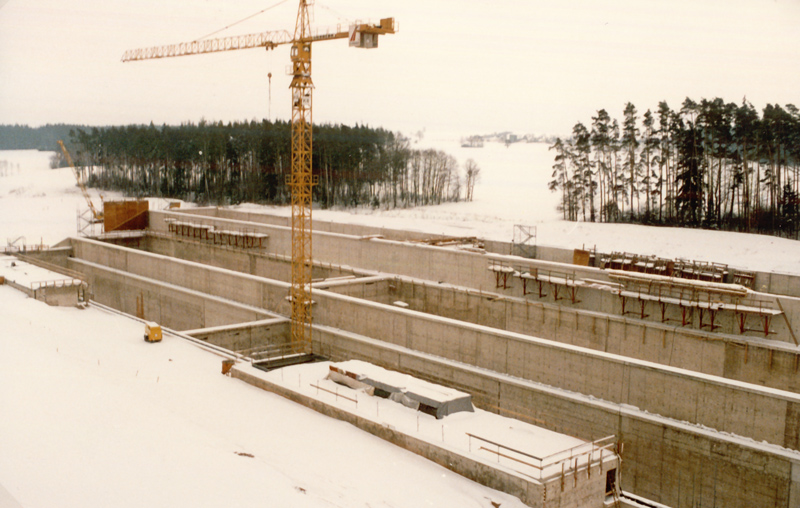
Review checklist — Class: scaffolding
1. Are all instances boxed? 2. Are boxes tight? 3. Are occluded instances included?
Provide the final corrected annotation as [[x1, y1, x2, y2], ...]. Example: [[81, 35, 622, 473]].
[[512, 224, 537, 259], [164, 218, 268, 249], [607, 270, 782, 336]]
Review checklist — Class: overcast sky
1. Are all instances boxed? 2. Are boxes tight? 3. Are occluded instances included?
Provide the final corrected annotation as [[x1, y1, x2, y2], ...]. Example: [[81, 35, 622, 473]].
[[1, 0, 798, 137]]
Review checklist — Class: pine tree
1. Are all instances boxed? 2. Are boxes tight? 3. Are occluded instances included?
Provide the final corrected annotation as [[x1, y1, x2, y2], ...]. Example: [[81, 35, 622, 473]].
[[621, 103, 640, 217]]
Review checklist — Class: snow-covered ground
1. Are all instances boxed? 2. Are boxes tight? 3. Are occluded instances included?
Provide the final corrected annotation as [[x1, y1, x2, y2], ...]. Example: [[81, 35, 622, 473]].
[[4, 142, 797, 275], [0, 285, 529, 508], [243, 135, 798, 276], [0, 139, 797, 507]]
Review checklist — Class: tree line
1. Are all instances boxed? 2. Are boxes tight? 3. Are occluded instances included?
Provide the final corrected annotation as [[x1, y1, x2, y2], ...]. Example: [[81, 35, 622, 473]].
[[0, 124, 88, 151], [549, 98, 800, 238], [59, 120, 472, 208]]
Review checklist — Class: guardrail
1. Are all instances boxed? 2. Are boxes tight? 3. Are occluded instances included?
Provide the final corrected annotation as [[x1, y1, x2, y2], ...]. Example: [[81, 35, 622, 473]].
[[465, 432, 616, 482]]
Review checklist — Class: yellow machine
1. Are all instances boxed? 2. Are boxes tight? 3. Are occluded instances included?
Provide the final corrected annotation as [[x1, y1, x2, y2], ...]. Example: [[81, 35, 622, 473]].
[[144, 321, 162, 343], [123, 2, 395, 355], [58, 140, 103, 223]]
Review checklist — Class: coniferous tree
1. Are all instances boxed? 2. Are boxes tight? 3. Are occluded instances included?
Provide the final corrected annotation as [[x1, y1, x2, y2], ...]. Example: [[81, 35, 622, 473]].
[[621, 102, 640, 216]]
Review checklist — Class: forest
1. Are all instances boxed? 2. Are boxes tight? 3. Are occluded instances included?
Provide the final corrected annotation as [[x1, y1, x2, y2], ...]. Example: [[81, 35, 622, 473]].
[[46, 120, 467, 209], [549, 98, 800, 238], [0, 124, 86, 151]]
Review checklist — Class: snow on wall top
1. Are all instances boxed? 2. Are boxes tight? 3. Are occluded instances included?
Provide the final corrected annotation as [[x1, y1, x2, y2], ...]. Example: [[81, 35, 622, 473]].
[[0, 255, 81, 288]]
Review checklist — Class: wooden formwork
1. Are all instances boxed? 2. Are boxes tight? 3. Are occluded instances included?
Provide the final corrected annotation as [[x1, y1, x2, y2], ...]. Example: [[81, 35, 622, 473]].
[[104, 200, 149, 232]]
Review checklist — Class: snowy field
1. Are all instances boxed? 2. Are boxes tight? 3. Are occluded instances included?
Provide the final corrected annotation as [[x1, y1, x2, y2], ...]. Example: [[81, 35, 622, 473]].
[[244, 135, 798, 276], [2, 143, 796, 275], [0, 141, 797, 507], [0, 286, 530, 508]]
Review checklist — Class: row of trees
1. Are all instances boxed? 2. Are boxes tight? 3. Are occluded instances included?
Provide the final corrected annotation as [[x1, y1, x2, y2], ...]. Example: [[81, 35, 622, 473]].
[[549, 98, 800, 237], [64, 120, 475, 208], [0, 124, 86, 151]]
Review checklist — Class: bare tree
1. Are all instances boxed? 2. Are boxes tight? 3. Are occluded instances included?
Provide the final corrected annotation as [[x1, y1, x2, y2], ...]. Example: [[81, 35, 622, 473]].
[[464, 158, 481, 201]]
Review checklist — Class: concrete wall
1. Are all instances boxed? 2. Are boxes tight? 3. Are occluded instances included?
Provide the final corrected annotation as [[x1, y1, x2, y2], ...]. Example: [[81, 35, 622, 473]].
[[180, 207, 449, 243], [151, 210, 800, 348], [485, 237, 800, 299], [181, 208, 800, 300], [5, 279, 81, 306], [67, 237, 800, 452], [122, 230, 800, 395], [311, 325, 800, 508], [66, 234, 800, 507], [69, 257, 275, 331], [184, 318, 290, 351], [369, 278, 800, 394], [310, 287, 800, 452]]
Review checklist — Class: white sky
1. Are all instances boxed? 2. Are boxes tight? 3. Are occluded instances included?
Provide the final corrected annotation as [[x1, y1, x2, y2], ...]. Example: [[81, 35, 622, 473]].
[[1, 0, 798, 137]]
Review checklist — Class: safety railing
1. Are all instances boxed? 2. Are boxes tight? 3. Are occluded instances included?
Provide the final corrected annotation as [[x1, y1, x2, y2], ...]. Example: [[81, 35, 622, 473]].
[[465, 433, 616, 482]]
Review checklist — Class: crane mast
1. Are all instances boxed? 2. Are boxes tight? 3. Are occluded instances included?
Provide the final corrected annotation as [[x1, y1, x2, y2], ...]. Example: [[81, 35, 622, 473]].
[[58, 140, 103, 223], [288, 0, 315, 352], [122, 2, 396, 354]]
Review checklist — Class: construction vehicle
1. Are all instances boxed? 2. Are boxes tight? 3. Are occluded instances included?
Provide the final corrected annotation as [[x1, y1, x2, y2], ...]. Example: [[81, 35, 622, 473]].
[[122, 2, 396, 354], [58, 140, 103, 223], [144, 321, 162, 343]]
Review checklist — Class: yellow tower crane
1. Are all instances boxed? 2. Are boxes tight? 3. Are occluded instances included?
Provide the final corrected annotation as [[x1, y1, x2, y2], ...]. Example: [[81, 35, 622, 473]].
[[58, 140, 103, 223], [122, 2, 396, 354]]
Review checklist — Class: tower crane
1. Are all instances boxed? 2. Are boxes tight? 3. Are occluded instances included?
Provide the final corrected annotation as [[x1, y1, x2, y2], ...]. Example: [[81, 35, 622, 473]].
[[122, 2, 396, 354], [58, 140, 103, 223]]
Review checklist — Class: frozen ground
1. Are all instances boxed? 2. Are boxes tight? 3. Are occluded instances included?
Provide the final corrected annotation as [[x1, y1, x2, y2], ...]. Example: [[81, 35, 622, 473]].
[[0, 139, 796, 507]]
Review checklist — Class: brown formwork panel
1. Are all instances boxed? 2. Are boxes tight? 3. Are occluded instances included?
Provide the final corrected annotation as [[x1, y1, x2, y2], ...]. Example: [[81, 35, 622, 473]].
[[104, 200, 149, 232]]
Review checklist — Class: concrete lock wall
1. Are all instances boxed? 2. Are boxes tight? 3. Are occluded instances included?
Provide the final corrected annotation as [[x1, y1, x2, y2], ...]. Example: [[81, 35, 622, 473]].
[[309, 288, 800, 452], [69, 257, 274, 331], [363, 278, 800, 394], [184, 318, 290, 351], [71, 237, 294, 319], [111, 229, 800, 395], [481, 235, 800, 300], [67, 234, 800, 507], [311, 325, 800, 508], [173, 208, 800, 299], [180, 207, 450, 243], [159, 208, 800, 397], [67, 237, 800, 452], [139, 234, 358, 284], [152, 210, 800, 348]]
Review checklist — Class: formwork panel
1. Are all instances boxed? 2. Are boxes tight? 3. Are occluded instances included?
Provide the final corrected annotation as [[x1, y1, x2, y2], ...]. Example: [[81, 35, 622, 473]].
[[104, 199, 148, 232]]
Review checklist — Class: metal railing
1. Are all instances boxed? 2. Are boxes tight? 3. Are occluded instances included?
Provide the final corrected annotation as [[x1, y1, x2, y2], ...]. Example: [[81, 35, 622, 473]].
[[236, 342, 297, 364], [465, 433, 617, 482]]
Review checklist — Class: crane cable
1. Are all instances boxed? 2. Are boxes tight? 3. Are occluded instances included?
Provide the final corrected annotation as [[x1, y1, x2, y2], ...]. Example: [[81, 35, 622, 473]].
[[192, 0, 293, 42]]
